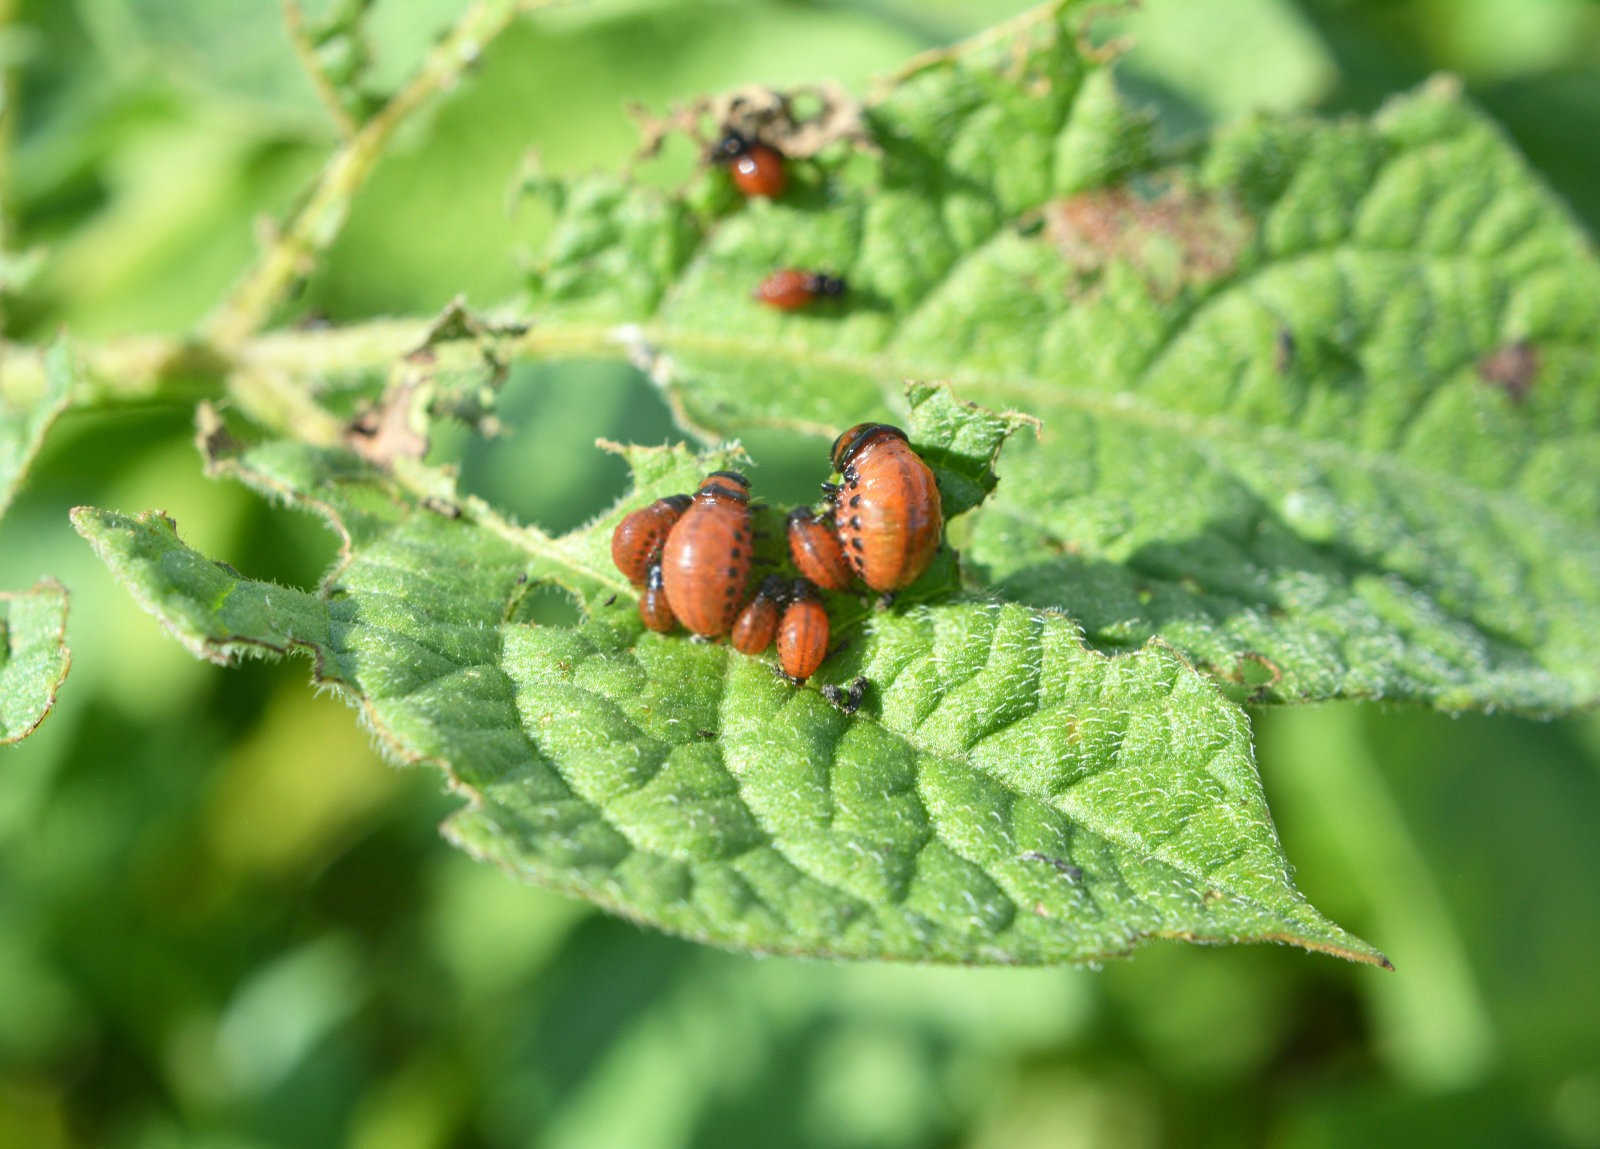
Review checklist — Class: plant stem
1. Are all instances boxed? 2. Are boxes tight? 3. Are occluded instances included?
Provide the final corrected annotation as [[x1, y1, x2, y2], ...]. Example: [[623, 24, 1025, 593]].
[[283, 0, 362, 139], [201, 0, 553, 350], [0, 320, 620, 412]]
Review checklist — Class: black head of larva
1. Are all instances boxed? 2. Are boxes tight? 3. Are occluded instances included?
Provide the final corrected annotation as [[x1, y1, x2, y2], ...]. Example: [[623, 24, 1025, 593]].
[[830, 423, 909, 472], [807, 273, 847, 298], [696, 471, 750, 503], [709, 131, 752, 163], [661, 494, 693, 513], [756, 573, 788, 603]]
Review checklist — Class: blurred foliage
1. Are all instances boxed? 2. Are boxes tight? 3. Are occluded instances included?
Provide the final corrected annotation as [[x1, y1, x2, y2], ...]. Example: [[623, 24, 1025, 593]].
[[0, 0, 1597, 1146]]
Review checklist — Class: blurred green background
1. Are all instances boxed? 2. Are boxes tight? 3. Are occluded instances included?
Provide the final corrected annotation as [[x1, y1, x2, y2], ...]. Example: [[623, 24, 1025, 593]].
[[2, 1, 1599, 1146]]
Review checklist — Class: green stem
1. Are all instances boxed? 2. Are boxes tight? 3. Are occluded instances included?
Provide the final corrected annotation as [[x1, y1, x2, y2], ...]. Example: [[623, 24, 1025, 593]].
[[201, 0, 555, 349], [282, 0, 362, 139], [0, 319, 619, 414]]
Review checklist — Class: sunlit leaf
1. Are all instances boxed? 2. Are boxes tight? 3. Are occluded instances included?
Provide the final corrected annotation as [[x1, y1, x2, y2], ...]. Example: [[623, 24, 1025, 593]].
[[519, 4, 1600, 714], [73, 390, 1384, 966]]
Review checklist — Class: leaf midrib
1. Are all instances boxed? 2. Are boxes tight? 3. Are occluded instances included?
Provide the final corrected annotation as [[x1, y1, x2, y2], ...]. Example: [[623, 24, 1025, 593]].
[[509, 316, 1599, 553]]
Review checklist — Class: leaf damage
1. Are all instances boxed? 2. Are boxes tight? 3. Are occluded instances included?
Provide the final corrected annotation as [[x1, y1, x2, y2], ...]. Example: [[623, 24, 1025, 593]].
[[1477, 340, 1540, 404], [1042, 180, 1256, 297]]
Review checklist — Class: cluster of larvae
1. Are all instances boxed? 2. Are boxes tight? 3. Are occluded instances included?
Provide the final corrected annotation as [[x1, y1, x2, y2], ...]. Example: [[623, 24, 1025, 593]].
[[610, 424, 943, 685]]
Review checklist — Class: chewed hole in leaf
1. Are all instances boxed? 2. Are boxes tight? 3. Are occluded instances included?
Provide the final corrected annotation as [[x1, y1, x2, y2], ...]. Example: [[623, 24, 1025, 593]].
[[508, 582, 584, 628], [457, 361, 683, 534]]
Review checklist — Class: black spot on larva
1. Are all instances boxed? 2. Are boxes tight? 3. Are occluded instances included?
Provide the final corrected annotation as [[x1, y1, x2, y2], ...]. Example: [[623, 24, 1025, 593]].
[[849, 495, 861, 508], [731, 548, 741, 558], [850, 537, 864, 551], [727, 566, 738, 577], [849, 516, 861, 530]]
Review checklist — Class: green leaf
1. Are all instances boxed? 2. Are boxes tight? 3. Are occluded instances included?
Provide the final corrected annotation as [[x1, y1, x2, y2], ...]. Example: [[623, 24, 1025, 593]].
[[72, 398, 1384, 967], [521, 5, 1600, 714], [0, 581, 71, 746], [0, 341, 72, 521]]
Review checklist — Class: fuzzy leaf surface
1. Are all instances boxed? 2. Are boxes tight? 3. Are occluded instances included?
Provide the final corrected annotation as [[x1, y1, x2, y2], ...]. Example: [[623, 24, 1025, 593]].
[[72, 397, 1383, 967], [0, 581, 70, 746], [522, 5, 1600, 713]]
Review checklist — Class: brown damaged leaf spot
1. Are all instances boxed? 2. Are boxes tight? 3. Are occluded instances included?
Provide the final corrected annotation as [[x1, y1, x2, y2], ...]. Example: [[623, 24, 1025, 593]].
[[1477, 340, 1540, 403], [1074, 1, 1136, 64], [1044, 182, 1255, 299], [194, 402, 243, 463], [629, 81, 875, 168], [347, 377, 429, 466], [1236, 651, 1283, 690]]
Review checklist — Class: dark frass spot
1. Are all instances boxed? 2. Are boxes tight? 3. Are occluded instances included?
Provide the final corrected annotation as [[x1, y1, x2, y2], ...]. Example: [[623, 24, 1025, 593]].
[[1021, 852, 1083, 883], [822, 676, 868, 715], [1478, 341, 1539, 403], [1275, 327, 1296, 374]]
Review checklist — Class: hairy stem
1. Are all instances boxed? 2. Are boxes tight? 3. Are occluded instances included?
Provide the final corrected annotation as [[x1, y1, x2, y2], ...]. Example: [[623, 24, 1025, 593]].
[[201, 0, 554, 349], [283, 0, 362, 139], [0, 319, 618, 420]]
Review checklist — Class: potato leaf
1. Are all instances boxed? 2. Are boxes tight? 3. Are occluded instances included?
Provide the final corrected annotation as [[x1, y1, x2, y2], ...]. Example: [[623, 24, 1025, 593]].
[[72, 391, 1384, 966], [520, 4, 1600, 713], [0, 581, 70, 747]]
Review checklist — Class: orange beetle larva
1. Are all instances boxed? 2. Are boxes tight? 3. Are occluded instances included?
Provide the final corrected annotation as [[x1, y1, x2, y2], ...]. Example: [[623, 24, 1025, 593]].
[[659, 472, 754, 638], [777, 579, 829, 684], [753, 269, 846, 311], [786, 507, 854, 591], [712, 130, 787, 198], [828, 423, 942, 592], [611, 494, 692, 587], [638, 562, 677, 633], [732, 575, 786, 656]]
